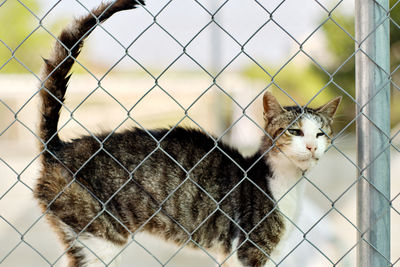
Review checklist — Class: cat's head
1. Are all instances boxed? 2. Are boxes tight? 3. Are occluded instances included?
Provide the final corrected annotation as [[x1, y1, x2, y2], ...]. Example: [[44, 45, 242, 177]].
[[262, 92, 341, 171]]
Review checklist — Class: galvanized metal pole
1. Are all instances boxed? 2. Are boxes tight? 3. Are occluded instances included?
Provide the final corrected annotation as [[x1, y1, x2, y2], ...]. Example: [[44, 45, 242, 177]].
[[355, 0, 391, 266]]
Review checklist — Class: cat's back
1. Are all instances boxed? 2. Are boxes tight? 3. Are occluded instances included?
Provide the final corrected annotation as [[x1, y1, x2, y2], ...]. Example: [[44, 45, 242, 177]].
[[59, 126, 245, 170], [53, 127, 247, 201]]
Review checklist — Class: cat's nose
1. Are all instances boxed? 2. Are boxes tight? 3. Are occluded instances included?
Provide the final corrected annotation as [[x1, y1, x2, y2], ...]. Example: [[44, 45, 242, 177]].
[[306, 144, 316, 152]]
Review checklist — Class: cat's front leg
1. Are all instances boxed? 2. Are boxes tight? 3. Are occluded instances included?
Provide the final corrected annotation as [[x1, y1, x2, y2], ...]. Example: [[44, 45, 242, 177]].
[[234, 241, 276, 267], [214, 238, 275, 267]]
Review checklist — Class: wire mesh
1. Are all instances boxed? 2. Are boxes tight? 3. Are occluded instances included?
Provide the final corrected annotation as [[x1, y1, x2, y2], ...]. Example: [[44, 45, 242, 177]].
[[0, 0, 399, 266]]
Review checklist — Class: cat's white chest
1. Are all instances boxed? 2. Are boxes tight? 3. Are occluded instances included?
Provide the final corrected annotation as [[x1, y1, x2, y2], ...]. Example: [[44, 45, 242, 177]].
[[266, 157, 305, 265], [269, 171, 304, 223]]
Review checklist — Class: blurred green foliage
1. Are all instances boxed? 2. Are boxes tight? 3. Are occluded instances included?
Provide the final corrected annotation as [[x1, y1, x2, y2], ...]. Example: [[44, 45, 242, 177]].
[[243, 2, 400, 130], [243, 63, 336, 106], [0, 1, 65, 75]]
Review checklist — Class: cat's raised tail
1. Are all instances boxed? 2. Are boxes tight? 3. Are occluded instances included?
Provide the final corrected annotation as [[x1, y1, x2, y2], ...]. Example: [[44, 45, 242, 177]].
[[38, 0, 144, 154]]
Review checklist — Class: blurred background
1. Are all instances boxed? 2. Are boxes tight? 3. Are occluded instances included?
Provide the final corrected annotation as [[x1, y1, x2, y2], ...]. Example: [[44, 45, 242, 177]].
[[0, 0, 399, 266]]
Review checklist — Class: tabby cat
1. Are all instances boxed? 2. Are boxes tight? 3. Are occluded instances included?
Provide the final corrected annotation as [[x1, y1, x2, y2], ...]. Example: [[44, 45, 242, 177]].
[[34, 1, 341, 266]]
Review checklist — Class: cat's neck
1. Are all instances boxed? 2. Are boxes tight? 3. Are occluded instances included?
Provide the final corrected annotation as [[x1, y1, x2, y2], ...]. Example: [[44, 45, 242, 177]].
[[267, 152, 304, 201]]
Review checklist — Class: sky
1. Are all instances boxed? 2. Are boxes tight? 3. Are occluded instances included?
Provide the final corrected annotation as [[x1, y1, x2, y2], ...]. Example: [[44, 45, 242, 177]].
[[36, 0, 354, 72]]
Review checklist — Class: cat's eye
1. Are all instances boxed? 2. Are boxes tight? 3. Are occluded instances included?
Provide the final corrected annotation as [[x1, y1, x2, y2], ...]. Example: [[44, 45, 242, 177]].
[[288, 129, 303, 136], [316, 132, 325, 138]]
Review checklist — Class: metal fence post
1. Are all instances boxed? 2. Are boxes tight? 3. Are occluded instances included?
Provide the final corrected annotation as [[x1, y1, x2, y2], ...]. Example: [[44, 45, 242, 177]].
[[355, 0, 391, 266]]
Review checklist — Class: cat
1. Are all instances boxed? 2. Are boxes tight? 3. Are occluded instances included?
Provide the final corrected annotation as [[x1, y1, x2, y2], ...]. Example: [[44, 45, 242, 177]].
[[33, 0, 341, 266]]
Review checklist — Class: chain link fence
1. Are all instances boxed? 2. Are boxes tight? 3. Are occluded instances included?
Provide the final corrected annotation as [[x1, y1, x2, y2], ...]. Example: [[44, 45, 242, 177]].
[[0, 0, 399, 266]]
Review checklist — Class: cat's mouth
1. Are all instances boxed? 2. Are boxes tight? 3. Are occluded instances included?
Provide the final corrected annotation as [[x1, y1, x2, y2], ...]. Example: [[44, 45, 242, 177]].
[[296, 154, 312, 161], [284, 150, 321, 163], [296, 154, 319, 162], [293, 155, 320, 171]]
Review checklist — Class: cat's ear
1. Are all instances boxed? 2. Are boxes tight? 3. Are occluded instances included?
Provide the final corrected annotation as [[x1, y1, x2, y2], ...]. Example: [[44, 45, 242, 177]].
[[263, 92, 285, 123], [316, 96, 342, 119]]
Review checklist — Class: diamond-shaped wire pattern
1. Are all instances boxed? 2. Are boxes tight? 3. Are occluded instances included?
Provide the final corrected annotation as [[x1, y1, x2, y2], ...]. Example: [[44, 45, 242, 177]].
[[0, 0, 398, 266]]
